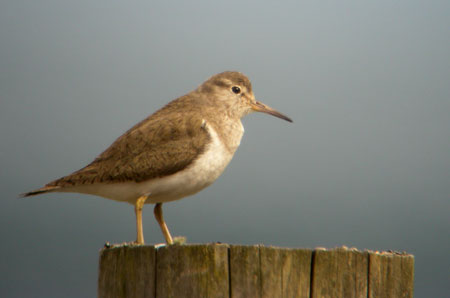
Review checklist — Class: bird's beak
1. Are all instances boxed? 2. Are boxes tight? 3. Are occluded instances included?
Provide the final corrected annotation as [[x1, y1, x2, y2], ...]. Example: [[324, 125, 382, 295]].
[[250, 101, 293, 123]]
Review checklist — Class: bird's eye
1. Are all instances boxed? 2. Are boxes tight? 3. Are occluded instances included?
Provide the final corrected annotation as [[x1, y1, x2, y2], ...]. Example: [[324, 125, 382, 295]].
[[231, 86, 241, 94]]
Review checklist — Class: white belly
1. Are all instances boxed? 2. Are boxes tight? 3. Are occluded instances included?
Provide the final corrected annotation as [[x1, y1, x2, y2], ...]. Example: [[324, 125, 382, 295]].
[[63, 122, 242, 204]]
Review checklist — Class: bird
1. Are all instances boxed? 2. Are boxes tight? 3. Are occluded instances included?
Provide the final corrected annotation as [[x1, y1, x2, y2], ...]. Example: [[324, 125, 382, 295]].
[[22, 71, 292, 245]]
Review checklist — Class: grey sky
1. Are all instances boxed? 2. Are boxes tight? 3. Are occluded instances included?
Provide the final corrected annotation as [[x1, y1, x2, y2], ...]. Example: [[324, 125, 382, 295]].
[[1, 1, 449, 297]]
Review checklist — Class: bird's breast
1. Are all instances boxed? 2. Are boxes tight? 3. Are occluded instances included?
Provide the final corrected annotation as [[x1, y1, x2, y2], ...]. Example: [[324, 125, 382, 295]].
[[141, 121, 240, 203]]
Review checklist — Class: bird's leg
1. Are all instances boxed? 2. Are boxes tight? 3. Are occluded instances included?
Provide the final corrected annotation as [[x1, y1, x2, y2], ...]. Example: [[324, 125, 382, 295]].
[[134, 196, 148, 244], [154, 203, 174, 245]]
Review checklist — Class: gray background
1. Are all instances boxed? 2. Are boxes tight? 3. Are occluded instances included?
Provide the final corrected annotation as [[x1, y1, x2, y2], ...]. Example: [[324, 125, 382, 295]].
[[1, 1, 449, 297]]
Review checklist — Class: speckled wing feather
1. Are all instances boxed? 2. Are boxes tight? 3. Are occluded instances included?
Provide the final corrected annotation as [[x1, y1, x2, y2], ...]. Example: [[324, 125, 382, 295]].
[[44, 99, 212, 188]]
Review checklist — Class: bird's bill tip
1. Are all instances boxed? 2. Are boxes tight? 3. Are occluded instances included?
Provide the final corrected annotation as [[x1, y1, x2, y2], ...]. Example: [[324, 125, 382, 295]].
[[251, 101, 293, 123]]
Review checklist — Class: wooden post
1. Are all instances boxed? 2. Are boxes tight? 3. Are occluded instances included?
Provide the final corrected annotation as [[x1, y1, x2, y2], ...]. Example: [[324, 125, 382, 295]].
[[156, 244, 229, 298], [368, 251, 414, 298], [98, 244, 414, 298], [311, 247, 368, 297], [229, 245, 312, 298]]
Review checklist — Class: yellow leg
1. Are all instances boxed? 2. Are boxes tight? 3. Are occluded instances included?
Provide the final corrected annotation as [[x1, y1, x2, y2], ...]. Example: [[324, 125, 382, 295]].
[[134, 196, 148, 244], [154, 203, 174, 245]]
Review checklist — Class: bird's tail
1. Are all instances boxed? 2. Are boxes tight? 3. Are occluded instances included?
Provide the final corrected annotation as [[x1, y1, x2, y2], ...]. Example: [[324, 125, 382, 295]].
[[20, 186, 61, 197]]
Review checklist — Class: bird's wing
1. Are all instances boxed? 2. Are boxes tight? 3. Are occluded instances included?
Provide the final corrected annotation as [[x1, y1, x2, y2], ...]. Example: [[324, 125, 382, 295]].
[[46, 113, 212, 187]]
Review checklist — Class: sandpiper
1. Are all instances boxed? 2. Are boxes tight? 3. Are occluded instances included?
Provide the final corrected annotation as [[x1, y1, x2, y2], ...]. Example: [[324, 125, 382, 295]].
[[23, 71, 292, 244]]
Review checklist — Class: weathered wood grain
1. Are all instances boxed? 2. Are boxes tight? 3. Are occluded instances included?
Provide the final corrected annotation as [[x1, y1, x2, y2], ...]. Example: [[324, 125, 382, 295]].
[[229, 245, 261, 298], [98, 245, 156, 298], [311, 247, 368, 298], [156, 243, 229, 298], [98, 244, 415, 298], [368, 251, 414, 298], [229, 245, 312, 298], [260, 246, 312, 298]]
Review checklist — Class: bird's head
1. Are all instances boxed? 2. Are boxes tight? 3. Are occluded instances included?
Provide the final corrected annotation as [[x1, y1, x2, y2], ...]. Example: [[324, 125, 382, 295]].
[[198, 71, 292, 122]]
